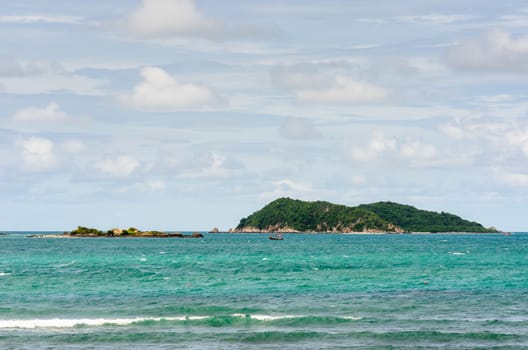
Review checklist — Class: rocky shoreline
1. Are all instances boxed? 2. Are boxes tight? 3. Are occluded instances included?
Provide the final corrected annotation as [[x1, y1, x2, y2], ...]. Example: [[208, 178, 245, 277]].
[[215, 227, 501, 235], [231, 225, 402, 234]]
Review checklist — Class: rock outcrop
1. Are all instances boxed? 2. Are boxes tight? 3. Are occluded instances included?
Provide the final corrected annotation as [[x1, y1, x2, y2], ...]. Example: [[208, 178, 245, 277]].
[[33, 226, 207, 238]]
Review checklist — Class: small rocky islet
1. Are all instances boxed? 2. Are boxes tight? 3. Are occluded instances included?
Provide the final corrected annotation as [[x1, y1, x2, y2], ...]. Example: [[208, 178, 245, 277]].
[[29, 227, 204, 238]]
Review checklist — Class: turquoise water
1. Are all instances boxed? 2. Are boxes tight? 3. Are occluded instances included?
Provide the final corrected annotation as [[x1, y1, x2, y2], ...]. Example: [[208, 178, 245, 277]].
[[1, 232, 527, 349]]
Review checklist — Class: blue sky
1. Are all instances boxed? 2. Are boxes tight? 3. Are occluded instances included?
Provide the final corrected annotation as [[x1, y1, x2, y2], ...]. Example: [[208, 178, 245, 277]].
[[1, 0, 528, 231]]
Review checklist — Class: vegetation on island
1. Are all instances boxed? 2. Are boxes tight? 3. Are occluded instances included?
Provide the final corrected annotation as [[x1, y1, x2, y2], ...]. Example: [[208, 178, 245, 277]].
[[235, 198, 497, 233], [66, 226, 204, 238], [357, 202, 495, 233], [69, 226, 105, 236]]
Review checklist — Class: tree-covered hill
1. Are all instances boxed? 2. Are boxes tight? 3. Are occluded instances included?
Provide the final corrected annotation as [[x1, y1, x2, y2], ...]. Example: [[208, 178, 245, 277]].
[[358, 201, 495, 233], [235, 198, 496, 233]]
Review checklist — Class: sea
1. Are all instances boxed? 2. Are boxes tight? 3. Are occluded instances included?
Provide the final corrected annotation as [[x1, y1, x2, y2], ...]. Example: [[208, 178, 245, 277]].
[[1, 232, 527, 349]]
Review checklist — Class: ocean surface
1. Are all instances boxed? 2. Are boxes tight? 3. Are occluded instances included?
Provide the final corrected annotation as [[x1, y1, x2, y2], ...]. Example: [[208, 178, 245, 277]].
[[1, 232, 527, 349]]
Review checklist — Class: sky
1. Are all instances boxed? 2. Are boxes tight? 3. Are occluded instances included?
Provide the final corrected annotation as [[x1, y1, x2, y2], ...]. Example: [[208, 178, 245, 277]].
[[1, 0, 528, 231]]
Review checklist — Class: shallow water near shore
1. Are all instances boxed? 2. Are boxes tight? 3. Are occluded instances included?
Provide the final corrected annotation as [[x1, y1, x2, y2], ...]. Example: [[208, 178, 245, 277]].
[[1, 232, 527, 349]]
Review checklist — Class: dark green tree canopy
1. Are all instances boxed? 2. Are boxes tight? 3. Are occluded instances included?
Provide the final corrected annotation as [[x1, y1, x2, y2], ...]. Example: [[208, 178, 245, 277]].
[[236, 198, 496, 233]]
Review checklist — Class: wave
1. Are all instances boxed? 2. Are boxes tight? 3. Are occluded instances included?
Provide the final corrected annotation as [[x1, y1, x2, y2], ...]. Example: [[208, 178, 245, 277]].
[[0, 272, 10, 276], [0, 316, 207, 329], [52, 261, 76, 268], [234, 314, 295, 321], [247, 314, 361, 322], [0, 314, 362, 329]]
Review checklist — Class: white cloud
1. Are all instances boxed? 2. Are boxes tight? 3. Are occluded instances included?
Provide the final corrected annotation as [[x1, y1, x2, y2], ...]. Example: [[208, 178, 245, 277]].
[[440, 117, 528, 160], [274, 179, 313, 192], [0, 15, 82, 25], [16, 137, 57, 171], [396, 14, 476, 25], [476, 94, 515, 104], [114, 0, 281, 42], [499, 9, 528, 27], [295, 76, 389, 104], [0, 57, 62, 77], [12, 102, 69, 123], [447, 29, 528, 72], [356, 18, 385, 24], [406, 57, 447, 75], [146, 179, 166, 191], [0, 58, 101, 95], [261, 178, 314, 199], [400, 140, 437, 159], [508, 129, 528, 158], [349, 133, 437, 163], [114, 179, 168, 194], [496, 170, 528, 187], [1, 73, 102, 95], [500, 15, 528, 28], [117, 0, 221, 39], [120, 66, 221, 111], [439, 123, 466, 139], [180, 152, 234, 178], [271, 64, 390, 104], [0, 56, 102, 95], [61, 140, 86, 154], [96, 155, 140, 177], [350, 175, 367, 184], [271, 66, 329, 90], [349, 133, 397, 161], [441, 117, 505, 141]]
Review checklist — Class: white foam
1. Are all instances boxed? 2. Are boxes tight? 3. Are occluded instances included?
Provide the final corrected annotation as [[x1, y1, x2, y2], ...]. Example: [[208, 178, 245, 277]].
[[244, 314, 362, 321], [248, 314, 299, 321], [450, 252, 466, 255], [186, 316, 209, 320], [0, 316, 210, 329], [0, 314, 363, 329], [53, 261, 76, 268], [0, 272, 10, 276], [342, 316, 363, 320], [228, 314, 297, 321]]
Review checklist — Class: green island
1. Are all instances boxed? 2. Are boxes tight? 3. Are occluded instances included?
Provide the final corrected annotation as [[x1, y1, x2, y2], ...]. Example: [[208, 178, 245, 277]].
[[234, 198, 498, 233], [29, 227, 204, 238]]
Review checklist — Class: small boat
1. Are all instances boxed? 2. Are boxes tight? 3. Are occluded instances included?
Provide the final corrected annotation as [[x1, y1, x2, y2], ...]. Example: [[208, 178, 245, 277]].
[[269, 233, 283, 240]]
